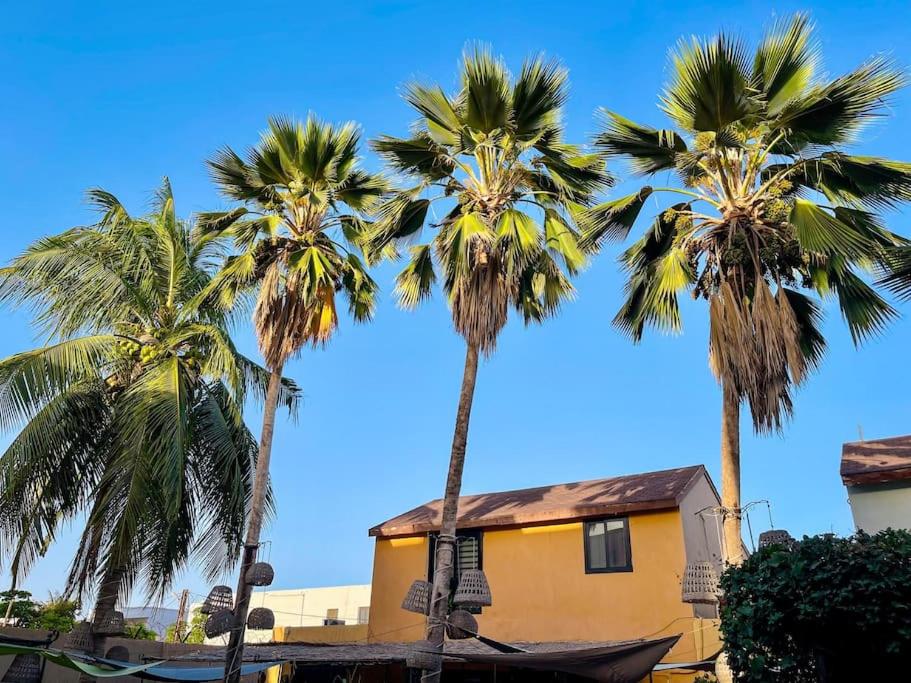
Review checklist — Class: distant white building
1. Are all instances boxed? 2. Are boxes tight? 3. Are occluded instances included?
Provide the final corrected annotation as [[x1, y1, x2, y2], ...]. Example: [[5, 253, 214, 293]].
[[194, 583, 371, 644], [841, 435, 911, 533]]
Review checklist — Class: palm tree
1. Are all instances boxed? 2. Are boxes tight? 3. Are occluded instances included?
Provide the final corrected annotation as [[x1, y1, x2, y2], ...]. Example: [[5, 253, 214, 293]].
[[587, 14, 910, 564], [0, 179, 295, 668], [198, 116, 387, 682], [370, 48, 611, 679]]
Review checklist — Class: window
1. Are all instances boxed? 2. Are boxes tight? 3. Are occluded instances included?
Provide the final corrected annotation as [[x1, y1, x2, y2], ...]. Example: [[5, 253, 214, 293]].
[[428, 530, 484, 612], [323, 608, 345, 626], [583, 518, 632, 573], [357, 606, 370, 625]]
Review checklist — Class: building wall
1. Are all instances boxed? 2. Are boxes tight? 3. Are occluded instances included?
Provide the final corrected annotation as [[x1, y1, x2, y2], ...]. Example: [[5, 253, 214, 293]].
[[195, 583, 372, 645], [367, 510, 721, 666], [847, 481, 911, 532]]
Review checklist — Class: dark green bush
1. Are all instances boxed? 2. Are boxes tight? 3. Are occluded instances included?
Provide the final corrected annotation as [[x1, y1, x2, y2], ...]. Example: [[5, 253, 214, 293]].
[[719, 529, 911, 681]]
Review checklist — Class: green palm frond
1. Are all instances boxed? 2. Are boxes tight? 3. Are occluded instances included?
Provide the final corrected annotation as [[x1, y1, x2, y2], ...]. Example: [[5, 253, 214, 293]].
[[752, 13, 819, 113], [371, 46, 608, 351], [771, 56, 905, 149], [0, 181, 294, 606], [593, 13, 911, 433], [207, 115, 385, 368], [594, 111, 687, 174], [661, 32, 757, 132]]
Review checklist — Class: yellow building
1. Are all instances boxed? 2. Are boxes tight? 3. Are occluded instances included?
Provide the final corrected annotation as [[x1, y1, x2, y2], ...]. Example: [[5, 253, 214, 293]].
[[366, 465, 723, 680], [269, 465, 723, 682]]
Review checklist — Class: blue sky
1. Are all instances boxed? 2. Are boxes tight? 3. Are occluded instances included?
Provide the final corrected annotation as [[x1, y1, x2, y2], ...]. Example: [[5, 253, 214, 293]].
[[3, 0, 911, 612]]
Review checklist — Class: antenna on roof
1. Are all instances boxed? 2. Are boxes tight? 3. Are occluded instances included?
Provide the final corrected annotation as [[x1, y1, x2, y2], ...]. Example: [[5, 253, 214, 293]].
[[858, 424, 865, 442]]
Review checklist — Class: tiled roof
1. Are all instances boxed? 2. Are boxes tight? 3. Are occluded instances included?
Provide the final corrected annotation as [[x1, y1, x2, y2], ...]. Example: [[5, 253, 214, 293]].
[[369, 465, 708, 537], [841, 435, 911, 486]]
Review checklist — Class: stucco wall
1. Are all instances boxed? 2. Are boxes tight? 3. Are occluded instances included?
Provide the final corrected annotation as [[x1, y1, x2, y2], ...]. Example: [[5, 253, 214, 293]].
[[367, 510, 720, 665], [195, 583, 372, 645], [847, 482, 911, 532]]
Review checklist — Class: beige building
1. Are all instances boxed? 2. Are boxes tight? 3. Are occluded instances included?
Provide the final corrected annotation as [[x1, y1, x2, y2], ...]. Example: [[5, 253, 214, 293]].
[[196, 583, 371, 644], [841, 435, 911, 533]]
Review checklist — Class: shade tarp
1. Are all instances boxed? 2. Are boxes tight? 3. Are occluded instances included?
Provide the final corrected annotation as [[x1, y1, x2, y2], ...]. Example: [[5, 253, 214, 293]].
[[445, 635, 681, 682], [0, 642, 281, 681], [0, 643, 163, 677]]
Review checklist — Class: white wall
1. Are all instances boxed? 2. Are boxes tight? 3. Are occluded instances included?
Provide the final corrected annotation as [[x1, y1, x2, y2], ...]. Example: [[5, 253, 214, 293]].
[[847, 483, 911, 533], [193, 583, 371, 644]]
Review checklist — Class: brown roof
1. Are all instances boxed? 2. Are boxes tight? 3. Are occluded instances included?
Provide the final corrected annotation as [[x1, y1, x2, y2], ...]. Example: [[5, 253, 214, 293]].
[[369, 465, 708, 538], [841, 435, 911, 486]]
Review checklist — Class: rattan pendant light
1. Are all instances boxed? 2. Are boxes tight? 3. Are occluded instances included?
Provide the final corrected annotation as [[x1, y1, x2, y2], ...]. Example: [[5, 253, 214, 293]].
[[681, 561, 720, 604], [201, 585, 233, 614], [453, 569, 492, 608], [401, 579, 432, 615]]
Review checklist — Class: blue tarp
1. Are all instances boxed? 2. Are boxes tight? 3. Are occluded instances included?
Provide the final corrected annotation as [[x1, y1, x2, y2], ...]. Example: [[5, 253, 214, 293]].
[[130, 661, 282, 681]]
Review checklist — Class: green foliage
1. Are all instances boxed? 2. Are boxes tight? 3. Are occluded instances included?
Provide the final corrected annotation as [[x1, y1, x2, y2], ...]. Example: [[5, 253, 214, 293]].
[[164, 608, 206, 644], [202, 116, 386, 370], [590, 13, 910, 433], [0, 590, 40, 625], [372, 46, 612, 353], [32, 594, 78, 632], [719, 530, 911, 681], [123, 622, 158, 641], [0, 591, 78, 632], [0, 179, 299, 607]]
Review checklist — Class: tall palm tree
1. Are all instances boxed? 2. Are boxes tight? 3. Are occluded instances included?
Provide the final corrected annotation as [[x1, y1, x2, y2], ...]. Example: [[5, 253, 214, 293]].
[[586, 14, 910, 564], [198, 116, 387, 682], [0, 179, 295, 667], [370, 48, 611, 679]]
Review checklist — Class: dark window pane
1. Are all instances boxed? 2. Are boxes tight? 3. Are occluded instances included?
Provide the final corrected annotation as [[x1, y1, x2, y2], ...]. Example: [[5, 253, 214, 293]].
[[587, 521, 607, 569], [605, 520, 628, 567], [584, 518, 631, 573]]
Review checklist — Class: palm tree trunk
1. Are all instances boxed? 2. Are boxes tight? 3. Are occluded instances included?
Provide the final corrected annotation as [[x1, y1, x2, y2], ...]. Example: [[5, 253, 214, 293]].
[[423, 343, 480, 683], [224, 364, 283, 683], [78, 565, 123, 682], [720, 381, 743, 565]]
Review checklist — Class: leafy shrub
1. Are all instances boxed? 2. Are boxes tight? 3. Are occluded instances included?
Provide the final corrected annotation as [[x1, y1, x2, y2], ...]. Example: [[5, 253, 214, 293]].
[[719, 530, 911, 681]]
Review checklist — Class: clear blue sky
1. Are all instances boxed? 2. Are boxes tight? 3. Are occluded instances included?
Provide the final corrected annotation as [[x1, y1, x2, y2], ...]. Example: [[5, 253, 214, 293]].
[[3, 1, 911, 612]]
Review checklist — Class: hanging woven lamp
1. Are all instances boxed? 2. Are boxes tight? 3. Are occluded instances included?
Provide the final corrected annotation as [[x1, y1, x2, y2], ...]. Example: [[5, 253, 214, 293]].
[[453, 569, 492, 608], [0, 653, 42, 683], [401, 579, 431, 615], [758, 529, 796, 549], [446, 609, 477, 640], [246, 607, 275, 630], [204, 609, 234, 638], [62, 621, 94, 651], [405, 639, 442, 671], [105, 645, 130, 662], [681, 561, 720, 604], [93, 610, 125, 635], [245, 562, 275, 587], [201, 585, 233, 614]]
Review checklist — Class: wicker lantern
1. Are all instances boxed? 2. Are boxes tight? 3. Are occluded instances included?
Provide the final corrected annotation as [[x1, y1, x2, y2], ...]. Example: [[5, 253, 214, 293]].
[[105, 645, 130, 662], [201, 585, 233, 614], [204, 609, 234, 638], [245, 562, 275, 587], [93, 610, 125, 635], [446, 609, 477, 640], [401, 579, 431, 615], [63, 621, 94, 651], [453, 569, 492, 608], [0, 653, 42, 683], [681, 561, 720, 604], [758, 529, 795, 549], [246, 607, 275, 630], [405, 640, 442, 671]]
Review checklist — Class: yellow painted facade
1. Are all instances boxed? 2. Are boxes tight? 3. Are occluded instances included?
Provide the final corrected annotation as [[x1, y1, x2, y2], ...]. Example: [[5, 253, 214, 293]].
[[367, 510, 722, 678]]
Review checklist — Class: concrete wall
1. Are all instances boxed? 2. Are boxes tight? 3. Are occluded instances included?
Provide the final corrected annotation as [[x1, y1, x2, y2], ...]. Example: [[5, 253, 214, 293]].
[[366, 510, 722, 669], [196, 583, 372, 645], [678, 472, 724, 619], [847, 481, 911, 532]]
